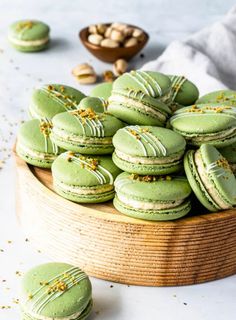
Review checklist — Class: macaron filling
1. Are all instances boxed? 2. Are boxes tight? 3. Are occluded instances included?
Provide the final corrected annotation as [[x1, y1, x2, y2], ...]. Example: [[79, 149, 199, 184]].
[[194, 149, 232, 209], [115, 149, 184, 165], [17, 142, 59, 161], [117, 193, 185, 210], [8, 35, 49, 47]]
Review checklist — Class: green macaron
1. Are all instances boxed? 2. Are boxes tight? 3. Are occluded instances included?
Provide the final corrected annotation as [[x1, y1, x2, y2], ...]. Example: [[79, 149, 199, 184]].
[[220, 142, 236, 174], [51, 109, 124, 154], [170, 104, 236, 148], [20, 262, 92, 320], [8, 20, 50, 52], [184, 144, 236, 212], [114, 172, 192, 221], [29, 84, 86, 120], [90, 82, 113, 100], [108, 70, 172, 126], [16, 119, 63, 168], [79, 96, 107, 113], [52, 152, 121, 203], [168, 75, 199, 111], [196, 90, 236, 105], [112, 125, 186, 175]]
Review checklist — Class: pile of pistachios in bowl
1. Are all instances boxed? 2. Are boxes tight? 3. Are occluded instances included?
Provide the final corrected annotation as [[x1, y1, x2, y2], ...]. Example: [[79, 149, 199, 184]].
[[87, 22, 146, 48]]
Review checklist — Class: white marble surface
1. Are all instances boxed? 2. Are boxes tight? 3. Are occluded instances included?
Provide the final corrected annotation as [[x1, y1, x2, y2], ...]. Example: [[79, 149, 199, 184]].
[[1, 0, 236, 319]]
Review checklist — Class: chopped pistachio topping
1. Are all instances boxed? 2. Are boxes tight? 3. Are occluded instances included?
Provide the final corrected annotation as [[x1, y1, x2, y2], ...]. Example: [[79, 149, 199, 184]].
[[39, 120, 53, 137], [130, 174, 172, 182], [16, 21, 34, 31], [71, 108, 101, 123]]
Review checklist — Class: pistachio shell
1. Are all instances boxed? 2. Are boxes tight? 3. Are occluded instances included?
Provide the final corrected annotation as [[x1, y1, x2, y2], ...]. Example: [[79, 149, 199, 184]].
[[124, 37, 138, 47], [88, 34, 103, 45], [100, 38, 119, 48]]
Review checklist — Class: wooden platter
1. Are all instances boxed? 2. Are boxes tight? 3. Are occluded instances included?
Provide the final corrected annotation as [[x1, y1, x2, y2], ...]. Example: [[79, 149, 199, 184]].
[[14, 151, 236, 286]]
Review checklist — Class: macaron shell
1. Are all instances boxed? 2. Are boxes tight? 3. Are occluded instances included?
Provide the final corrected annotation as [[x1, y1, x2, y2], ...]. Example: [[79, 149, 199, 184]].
[[20, 262, 92, 318], [220, 142, 236, 163], [114, 196, 191, 221], [169, 75, 199, 105], [52, 153, 121, 187], [113, 126, 186, 157], [171, 104, 236, 134], [9, 20, 50, 41], [79, 96, 107, 113], [113, 71, 171, 98], [30, 84, 86, 119], [10, 42, 49, 52], [196, 90, 236, 105], [52, 111, 124, 137], [115, 172, 191, 201], [90, 82, 112, 100]]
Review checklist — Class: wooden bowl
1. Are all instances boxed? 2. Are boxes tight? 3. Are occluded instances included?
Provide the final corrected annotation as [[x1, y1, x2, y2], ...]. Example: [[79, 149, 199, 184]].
[[14, 150, 236, 286], [79, 24, 149, 63]]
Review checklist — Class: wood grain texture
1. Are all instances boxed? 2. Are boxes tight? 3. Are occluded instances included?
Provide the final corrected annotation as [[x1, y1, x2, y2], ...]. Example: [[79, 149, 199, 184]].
[[14, 151, 236, 286]]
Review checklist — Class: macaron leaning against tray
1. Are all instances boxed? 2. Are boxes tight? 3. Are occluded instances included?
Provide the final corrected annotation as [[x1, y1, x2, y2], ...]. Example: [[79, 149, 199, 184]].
[[29, 84, 86, 120], [50, 108, 124, 154], [167, 75, 199, 111], [78, 96, 108, 113], [170, 103, 236, 148], [52, 152, 121, 203], [90, 82, 113, 100], [184, 144, 236, 212], [114, 172, 192, 221], [107, 70, 172, 126], [20, 262, 92, 320], [196, 89, 236, 105], [8, 20, 50, 52], [16, 119, 64, 168], [112, 125, 186, 175], [220, 141, 236, 174]]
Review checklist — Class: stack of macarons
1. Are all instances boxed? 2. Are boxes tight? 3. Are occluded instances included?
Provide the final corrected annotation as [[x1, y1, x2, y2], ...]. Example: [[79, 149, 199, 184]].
[[16, 71, 236, 221]]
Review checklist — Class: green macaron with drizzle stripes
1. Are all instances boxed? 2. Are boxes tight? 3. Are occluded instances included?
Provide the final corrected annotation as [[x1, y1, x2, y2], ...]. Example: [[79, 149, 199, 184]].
[[170, 103, 236, 147], [108, 70, 172, 126], [51, 108, 124, 154], [114, 172, 192, 221], [29, 84, 85, 120], [20, 262, 92, 320], [52, 152, 121, 203], [184, 144, 236, 212], [112, 125, 186, 175], [16, 119, 64, 168]]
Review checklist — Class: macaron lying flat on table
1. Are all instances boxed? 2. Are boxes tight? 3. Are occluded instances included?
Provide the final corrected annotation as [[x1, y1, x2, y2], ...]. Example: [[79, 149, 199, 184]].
[[197, 90, 236, 105], [52, 152, 121, 203], [220, 142, 236, 174], [20, 262, 92, 320], [16, 119, 63, 168], [112, 125, 186, 175], [90, 82, 113, 100], [108, 70, 172, 126], [79, 96, 108, 113], [170, 104, 236, 148], [29, 84, 86, 120], [51, 108, 124, 154], [184, 144, 236, 212], [168, 75, 199, 111], [8, 20, 50, 52], [114, 172, 192, 221]]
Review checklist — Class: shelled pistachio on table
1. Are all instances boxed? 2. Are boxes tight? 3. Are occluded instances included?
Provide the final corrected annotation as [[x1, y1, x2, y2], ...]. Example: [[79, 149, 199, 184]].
[[87, 22, 145, 48], [72, 58, 128, 85]]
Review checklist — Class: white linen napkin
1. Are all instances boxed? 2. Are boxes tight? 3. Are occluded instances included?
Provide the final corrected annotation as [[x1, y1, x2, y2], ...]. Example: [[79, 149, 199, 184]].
[[141, 6, 236, 95]]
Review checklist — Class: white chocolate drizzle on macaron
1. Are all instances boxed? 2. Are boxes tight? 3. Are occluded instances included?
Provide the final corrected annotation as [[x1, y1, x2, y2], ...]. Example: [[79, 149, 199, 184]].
[[170, 76, 187, 101], [39, 118, 59, 154]]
